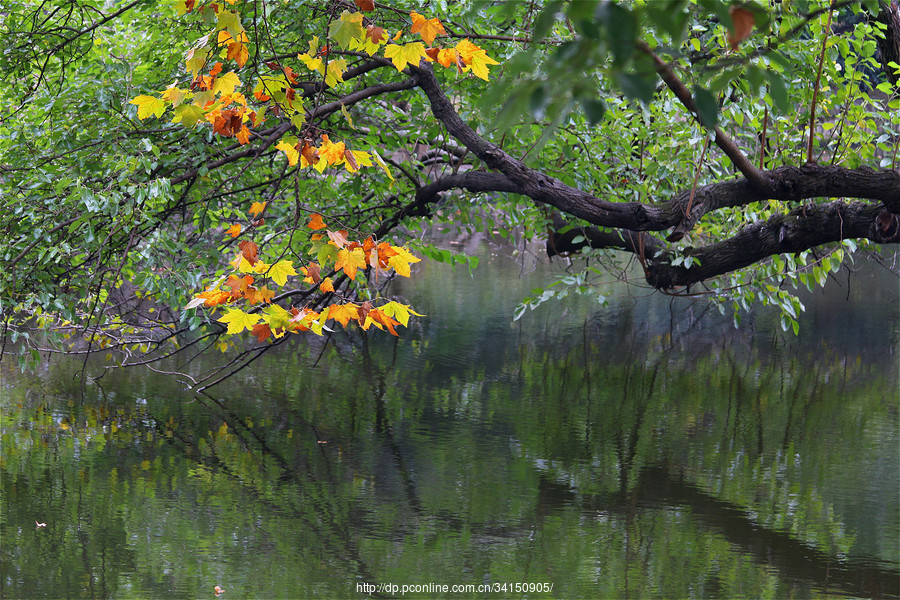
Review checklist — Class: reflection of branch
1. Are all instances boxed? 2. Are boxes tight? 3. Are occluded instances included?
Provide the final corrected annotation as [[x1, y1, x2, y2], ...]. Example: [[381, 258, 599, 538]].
[[632, 465, 900, 599]]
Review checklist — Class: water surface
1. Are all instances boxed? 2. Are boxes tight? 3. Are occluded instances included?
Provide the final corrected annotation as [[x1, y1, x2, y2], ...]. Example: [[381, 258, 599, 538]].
[[2, 240, 898, 599]]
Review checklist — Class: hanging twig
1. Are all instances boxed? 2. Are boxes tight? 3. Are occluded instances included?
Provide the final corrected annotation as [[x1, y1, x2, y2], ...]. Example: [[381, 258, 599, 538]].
[[807, 2, 834, 164]]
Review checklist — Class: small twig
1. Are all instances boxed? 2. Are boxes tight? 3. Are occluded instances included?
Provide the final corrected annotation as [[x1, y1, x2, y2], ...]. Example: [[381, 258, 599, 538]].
[[636, 40, 771, 192], [686, 134, 711, 216], [759, 106, 768, 170], [807, 2, 834, 164]]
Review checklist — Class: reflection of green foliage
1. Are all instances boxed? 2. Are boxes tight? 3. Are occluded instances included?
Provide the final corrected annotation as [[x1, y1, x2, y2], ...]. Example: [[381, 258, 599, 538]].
[[2, 317, 897, 598]]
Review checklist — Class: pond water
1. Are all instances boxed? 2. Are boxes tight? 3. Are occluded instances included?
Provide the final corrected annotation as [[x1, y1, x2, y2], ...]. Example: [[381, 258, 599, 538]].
[[2, 238, 898, 599]]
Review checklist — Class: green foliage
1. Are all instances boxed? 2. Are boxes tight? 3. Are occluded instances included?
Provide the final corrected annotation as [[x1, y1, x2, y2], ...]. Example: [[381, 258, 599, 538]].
[[1, 0, 897, 374]]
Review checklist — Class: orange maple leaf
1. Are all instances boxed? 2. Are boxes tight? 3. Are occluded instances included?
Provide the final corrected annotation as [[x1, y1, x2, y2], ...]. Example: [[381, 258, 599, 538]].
[[319, 277, 334, 293], [308, 213, 326, 230], [410, 11, 446, 45], [235, 125, 250, 145], [227, 42, 248, 67], [436, 48, 462, 70], [225, 223, 242, 238], [251, 322, 272, 342], [328, 303, 359, 327], [319, 135, 346, 166], [300, 262, 321, 284], [376, 241, 398, 268], [198, 289, 231, 307], [225, 274, 254, 299], [239, 240, 259, 265], [335, 247, 367, 280], [244, 285, 274, 305], [249, 201, 266, 217], [728, 6, 756, 50], [366, 308, 400, 336]]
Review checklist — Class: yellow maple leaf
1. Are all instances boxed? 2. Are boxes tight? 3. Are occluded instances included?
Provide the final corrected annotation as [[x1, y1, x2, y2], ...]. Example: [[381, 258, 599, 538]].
[[379, 300, 423, 327], [276, 140, 299, 165], [343, 150, 373, 173], [466, 49, 500, 81], [383, 42, 428, 72], [218, 308, 261, 334], [130, 95, 166, 120], [325, 58, 347, 88], [335, 247, 367, 280], [266, 259, 297, 286], [261, 303, 292, 333], [387, 245, 421, 277], [455, 39, 481, 63], [410, 11, 446, 46], [454, 39, 499, 81], [319, 277, 334, 293], [160, 86, 187, 106], [212, 71, 241, 97]]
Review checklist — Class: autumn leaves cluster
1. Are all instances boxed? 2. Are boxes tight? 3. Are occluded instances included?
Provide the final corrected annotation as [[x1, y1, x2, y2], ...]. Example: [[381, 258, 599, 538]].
[[130, 2, 499, 173], [185, 211, 422, 343], [128, 2, 487, 343]]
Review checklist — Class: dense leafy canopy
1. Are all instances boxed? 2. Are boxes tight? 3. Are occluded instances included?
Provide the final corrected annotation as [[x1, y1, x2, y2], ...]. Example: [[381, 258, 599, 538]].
[[1, 0, 898, 385]]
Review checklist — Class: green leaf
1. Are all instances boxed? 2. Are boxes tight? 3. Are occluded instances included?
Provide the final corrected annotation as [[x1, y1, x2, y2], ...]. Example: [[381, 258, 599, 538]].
[[172, 104, 205, 126], [692, 85, 718, 129], [601, 3, 637, 66], [616, 71, 656, 104], [329, 10, 365, 50], [766, 72, 789, 113], [581, 98, 606, 125], [533, 0, 565, 41]]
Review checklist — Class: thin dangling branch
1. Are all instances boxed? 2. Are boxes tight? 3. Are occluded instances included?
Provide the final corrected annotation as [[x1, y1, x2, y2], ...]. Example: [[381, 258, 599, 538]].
[[807, 2, 834, 164]]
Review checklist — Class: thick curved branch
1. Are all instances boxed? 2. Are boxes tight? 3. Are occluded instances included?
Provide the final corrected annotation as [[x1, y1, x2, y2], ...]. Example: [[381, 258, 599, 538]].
[[414, 171, 523, 206], [668, 165, 900, 241], [412, 64, 898, 241], [551, 201, 898, 289], [659, 202, 896, 289], [552, 201, 898, 289], [413, 64, 667, 229]]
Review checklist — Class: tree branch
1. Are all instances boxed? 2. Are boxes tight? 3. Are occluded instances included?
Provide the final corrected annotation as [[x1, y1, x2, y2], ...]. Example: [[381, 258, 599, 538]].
[[636, 40, 771, 191]]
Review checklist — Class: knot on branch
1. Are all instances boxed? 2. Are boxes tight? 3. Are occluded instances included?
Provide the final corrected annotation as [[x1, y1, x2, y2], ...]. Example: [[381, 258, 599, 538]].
[[875, 209, 900, 242]]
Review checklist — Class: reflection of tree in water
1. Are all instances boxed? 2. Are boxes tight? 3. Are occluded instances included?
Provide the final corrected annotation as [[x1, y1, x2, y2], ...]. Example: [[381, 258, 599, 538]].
[[2, 321, 896, 598], [509, 332, 898, 598], [176, 330, 898, 598]]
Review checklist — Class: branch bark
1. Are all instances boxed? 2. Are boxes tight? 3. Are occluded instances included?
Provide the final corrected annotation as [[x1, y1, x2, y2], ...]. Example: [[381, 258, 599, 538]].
[[412, 63, 899, 291]]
